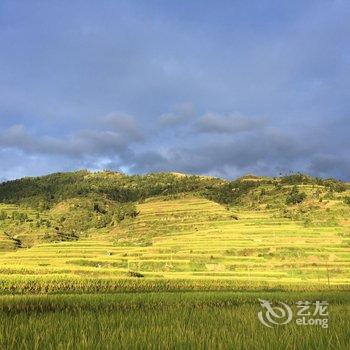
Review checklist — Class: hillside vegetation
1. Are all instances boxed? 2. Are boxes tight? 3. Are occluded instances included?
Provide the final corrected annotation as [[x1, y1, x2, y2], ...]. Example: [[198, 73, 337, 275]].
[[0, 170, 349, 291]]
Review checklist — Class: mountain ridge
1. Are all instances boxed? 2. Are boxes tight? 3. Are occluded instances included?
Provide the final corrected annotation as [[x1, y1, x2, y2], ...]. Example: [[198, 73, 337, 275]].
[[0, 170, 347, 207]]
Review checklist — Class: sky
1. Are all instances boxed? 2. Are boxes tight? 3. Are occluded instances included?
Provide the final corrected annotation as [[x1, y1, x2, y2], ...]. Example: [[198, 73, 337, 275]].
[[0, 0, 349, 181]]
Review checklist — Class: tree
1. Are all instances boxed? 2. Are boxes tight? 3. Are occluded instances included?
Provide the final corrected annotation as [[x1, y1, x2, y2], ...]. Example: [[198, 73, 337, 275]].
[[344, 196, 350, 205], [286, 186, 307, 205], [0, 210, 7, 220]]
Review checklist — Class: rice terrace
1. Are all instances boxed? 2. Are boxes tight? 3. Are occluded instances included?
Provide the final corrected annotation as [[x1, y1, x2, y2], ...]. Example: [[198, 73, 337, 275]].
[[0, 171, 349, 349]]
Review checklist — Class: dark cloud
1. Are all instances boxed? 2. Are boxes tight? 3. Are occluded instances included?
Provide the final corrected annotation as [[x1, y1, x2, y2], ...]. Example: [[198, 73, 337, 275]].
[[309, 155, 350, 181], [102, 112, 144, 141], [130, 151, 169, 173], [0, 122, 140, 159], [0, 111, 347, 180], [129, 128, 316, 178], [158, 102, 195, 127], [195, 113, 267, 134], [0, 1, 349, 180]]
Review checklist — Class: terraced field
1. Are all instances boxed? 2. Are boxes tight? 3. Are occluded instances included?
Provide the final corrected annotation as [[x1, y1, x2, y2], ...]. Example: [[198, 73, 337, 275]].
[[0, 176, 349, 349], [1, 196, 349, 289], [0, 203, 53, 251]]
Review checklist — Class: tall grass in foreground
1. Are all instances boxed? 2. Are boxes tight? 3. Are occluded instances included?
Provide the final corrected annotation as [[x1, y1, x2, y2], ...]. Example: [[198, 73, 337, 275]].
[[0, 292, 349, 350], [0, 276, 349, 294], [0, 291, 349, 312], [0, 305, 348, 350]]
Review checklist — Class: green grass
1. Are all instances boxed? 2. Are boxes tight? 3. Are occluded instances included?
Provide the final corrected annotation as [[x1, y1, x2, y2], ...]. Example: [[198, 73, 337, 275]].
[[0, 292, 348, 350]]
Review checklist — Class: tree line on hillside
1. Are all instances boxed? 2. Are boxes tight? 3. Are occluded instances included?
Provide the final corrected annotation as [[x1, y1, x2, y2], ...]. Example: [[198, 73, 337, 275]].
[[0, 170, 347, 209]]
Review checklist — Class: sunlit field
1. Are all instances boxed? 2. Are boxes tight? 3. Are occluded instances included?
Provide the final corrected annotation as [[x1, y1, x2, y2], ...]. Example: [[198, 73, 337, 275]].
[[0, 292, 349, 350], [0, 172, 349, 349], [1, 194, 350, 293]]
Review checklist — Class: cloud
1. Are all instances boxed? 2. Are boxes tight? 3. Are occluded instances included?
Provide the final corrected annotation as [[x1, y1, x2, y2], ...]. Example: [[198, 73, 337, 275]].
[[0, 122, 140, 160], [102, 112, 144, 141], [0, 125, 34, 151], [195, 113, 267, 134], [129, 151, 168, 173], [0, 1, 349, 180], [158, 102, 195, 126], [129, 128, 316, 178], [0, 109, 342, 181], [309, 155, 350, 180], [0, 106, 347, 181]]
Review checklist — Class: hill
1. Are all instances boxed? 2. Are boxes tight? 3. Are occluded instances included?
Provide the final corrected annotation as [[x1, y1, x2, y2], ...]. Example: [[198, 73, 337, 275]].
[[0, 170, 349, 291], [0, 170, 348, 209]]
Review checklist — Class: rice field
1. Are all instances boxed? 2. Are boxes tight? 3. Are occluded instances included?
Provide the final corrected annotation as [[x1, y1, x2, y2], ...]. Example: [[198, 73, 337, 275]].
[[0, 196, 349, 292], [0, 291, 349, 350], [0, 193, 349, 348]]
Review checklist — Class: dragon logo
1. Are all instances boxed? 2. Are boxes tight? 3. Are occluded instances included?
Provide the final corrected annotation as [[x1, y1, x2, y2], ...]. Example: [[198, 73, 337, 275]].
[[258, 299, 293, 328]]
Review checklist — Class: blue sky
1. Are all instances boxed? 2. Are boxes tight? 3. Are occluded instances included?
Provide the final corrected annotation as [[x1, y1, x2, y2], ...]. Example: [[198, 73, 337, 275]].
[[0, 0, 349, 180]]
